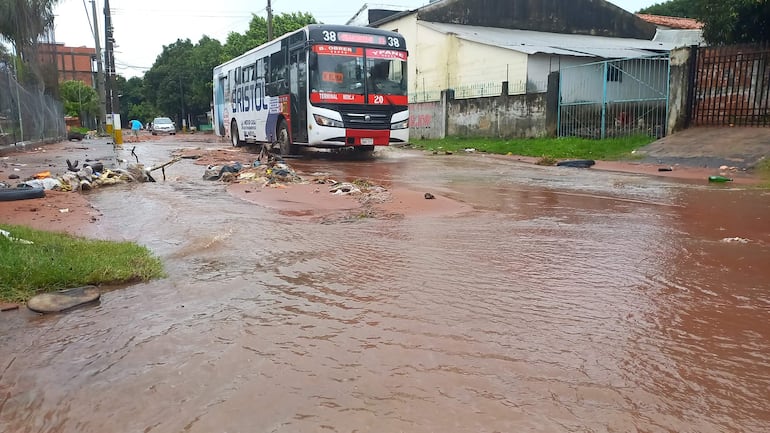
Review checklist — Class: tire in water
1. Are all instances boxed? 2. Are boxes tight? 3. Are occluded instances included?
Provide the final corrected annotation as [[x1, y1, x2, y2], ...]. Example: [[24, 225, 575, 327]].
[[0, 187, 46, 202], [556, 159, 596, 168]]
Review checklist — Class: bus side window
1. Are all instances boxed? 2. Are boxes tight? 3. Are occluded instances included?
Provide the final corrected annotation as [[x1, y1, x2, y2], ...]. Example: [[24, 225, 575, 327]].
[[269, 50, 287, 93]]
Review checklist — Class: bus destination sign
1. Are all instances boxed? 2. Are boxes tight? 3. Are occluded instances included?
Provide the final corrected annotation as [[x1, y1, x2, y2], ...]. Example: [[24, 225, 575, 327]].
[[338, 32, 387, 45]]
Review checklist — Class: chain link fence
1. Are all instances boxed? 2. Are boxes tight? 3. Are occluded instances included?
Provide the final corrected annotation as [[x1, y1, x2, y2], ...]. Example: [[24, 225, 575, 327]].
[[1, 61, 65, 147]]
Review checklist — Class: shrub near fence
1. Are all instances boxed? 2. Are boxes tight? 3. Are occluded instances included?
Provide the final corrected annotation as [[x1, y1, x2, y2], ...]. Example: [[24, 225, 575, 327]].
[[0, 63, 65, 146]]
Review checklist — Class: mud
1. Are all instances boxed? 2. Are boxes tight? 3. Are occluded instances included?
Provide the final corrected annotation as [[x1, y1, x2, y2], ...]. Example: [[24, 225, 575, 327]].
[[1, 133, 769, 433]]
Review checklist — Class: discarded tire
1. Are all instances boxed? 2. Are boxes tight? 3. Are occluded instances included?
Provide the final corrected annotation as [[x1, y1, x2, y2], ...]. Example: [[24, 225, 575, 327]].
[[556, 159, 596, 168], [0, 187, 45, 201]]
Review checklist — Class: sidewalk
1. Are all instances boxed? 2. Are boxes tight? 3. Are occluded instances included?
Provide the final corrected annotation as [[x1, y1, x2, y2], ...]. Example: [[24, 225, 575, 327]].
[[631, 126, 770, 170]]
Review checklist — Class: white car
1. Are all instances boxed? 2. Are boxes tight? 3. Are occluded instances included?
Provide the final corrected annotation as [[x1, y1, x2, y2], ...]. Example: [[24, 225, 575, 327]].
[[151, 117, 176, 135]]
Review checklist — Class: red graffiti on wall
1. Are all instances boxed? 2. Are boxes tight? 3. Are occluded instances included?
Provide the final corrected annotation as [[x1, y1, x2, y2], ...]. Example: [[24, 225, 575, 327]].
[[409, 113, 433, 128]]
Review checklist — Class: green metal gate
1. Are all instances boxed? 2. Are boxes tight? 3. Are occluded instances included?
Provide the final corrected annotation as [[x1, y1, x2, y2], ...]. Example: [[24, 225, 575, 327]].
[[558, 55, 670, 139]]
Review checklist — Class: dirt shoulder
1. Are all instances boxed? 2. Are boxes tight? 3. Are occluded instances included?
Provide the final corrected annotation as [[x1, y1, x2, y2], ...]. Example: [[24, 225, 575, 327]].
[[1, 128, 767, 237]]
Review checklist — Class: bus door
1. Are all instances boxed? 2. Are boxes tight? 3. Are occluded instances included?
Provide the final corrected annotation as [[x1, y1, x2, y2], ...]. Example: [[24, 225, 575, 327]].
[[214, 74, 226, 136], [289, 47, 308, 142]]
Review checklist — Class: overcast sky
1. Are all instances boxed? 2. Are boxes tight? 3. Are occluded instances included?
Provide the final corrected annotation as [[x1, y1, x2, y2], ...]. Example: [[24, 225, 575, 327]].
[[52, 0, 662, 78]]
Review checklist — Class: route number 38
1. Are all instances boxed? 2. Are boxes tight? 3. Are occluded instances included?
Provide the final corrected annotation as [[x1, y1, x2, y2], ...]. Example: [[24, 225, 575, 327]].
[[322, 31, 337, 42]]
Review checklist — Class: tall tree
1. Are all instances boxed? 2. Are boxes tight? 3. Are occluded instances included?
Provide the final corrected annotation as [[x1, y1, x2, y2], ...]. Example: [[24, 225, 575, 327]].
[[114, 75, 156, 126], [637, 0, 697, 17], [143, 36, 224, 127], [138, 12, 316, 128], [222, 12, 317, 61], [0, 0, 60, 87], [698, 0, 769, 44], [638, 0, 768, 44], [59, 79, 98, 121]]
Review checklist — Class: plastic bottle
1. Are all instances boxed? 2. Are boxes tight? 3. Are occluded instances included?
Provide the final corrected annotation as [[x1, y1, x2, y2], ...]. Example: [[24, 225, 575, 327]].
[[708, 175, 733, 182]]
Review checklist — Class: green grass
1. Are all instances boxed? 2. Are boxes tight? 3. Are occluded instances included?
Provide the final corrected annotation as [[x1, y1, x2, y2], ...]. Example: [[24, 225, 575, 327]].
[[1, 224, 165, 303], [410, 135, 656, 161]]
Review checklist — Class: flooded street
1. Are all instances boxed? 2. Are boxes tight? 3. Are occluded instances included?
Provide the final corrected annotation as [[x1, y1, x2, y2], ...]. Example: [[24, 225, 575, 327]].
[[2, 139, 769, 432]]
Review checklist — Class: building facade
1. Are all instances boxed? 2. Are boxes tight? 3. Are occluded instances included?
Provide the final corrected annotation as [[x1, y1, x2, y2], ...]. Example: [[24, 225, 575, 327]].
[[37, 43, 97, 86]]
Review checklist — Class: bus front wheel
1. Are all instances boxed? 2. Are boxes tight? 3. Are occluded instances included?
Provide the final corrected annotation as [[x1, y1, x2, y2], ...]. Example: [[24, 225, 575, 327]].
[[277, 120, 296, 156], [230, 121, 243, 147]]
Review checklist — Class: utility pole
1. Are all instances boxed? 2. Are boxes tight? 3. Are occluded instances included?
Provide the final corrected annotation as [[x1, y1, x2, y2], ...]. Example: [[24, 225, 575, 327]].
[[91, 0, 106, 133], [267, 0, 273, 41], [104, 0, 118, 117], [179, 78, 186, 132]]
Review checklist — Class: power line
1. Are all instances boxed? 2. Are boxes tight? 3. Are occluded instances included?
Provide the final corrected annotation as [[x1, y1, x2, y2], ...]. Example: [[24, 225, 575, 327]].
[[81, 0, 94, 39], [110, 8, 261, 18], [114, 61, 151, 71]]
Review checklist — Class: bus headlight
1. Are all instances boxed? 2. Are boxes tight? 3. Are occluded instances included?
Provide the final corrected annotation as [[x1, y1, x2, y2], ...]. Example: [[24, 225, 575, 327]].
[[391, 119, 409, 130], [314, 114, 344, 128]]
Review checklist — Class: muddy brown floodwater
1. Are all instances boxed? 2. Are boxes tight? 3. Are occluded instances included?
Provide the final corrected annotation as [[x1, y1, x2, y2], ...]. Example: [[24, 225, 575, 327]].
[[1, 139, 769, 433]]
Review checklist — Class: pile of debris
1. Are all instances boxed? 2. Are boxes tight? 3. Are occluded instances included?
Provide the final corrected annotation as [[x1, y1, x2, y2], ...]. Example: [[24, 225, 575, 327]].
[[203, 158, 303, 186], [7, 157, 169, 193], [201, 150, 392, 205]]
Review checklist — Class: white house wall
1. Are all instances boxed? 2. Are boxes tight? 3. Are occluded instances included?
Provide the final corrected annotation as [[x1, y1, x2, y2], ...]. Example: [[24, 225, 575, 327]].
[[412, 24, 453, 97], [560, 62, 606, 103], [374, 17, 531, 100], [453, 39, 528, 97], [606, 58, 669, 102], [527, 54, 592, 92], [560, 58, 669, 104]]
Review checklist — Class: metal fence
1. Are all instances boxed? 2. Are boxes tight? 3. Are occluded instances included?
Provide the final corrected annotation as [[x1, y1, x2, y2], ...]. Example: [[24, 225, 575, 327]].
[[690, 42, 770, 127], [409, 88, 443, 103], [409, 79, 548, 103], [0, 61, 65, 146], [558, 55, 670, 139]]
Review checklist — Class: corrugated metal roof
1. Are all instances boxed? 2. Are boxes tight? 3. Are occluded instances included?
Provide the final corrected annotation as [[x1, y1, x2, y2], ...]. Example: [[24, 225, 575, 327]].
[[653, 29, 705, 47], [421, 22, 673, 59]]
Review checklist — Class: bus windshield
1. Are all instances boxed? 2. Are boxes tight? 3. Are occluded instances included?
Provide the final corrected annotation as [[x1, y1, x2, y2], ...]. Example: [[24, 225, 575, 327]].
[[310, 46, 407, 98]]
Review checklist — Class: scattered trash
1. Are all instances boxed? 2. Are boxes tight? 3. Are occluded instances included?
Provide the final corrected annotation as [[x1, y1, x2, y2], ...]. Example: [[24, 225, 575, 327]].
[[0, 228, 34, 244], [721, 237, 750, 244], [658, 167, 673, 172], [424, 192, 435, 199], [204, 151, 302, 187], [22, 177, 62, 190], [203, 162, 243, 181], [464, 148, 476, 153], [59, 208, 69, 213], [708, 175, 733, 182], [330, 182, 361, 195]]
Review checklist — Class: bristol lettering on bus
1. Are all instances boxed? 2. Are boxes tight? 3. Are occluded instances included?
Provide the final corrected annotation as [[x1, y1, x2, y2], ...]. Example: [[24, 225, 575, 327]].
[[212, 24, 409, 156]]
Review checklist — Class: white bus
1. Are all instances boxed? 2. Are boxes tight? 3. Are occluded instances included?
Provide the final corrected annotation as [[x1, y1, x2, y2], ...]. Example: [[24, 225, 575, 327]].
[[212, 24, 409, 155]]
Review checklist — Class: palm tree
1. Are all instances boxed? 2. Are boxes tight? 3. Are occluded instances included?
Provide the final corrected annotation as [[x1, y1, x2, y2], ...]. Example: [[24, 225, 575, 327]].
[[0, 0, 60, 86], [0, 0, 59, 56]]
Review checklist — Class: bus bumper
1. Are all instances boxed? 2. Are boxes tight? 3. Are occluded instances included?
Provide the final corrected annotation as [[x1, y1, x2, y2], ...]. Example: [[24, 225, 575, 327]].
[[308, 127, 409, 147]]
